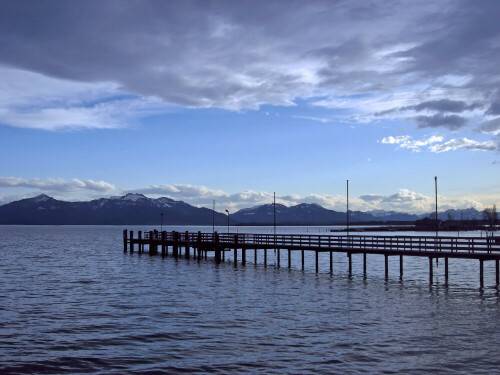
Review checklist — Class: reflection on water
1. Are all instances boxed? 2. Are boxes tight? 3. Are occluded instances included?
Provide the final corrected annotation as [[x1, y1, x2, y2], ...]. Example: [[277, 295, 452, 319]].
[[0, 225, 499, 374]]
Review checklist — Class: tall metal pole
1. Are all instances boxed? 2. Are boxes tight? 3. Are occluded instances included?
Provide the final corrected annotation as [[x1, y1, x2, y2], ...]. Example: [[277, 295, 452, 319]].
[[274, 192, 277, 257], [212, 200, 215, 234], [347, 180, 349, 235], [225, 209, 229, 234], [435, 176, 438, 237], [160, 212, 164, 232]]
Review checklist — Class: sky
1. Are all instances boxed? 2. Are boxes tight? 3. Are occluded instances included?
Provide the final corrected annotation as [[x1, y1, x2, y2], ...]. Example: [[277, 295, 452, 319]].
[[0, 0, 499, 214]]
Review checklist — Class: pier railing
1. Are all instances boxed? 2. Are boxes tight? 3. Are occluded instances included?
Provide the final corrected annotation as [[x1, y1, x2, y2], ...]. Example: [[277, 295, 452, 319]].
[[143, 231, 500, 255]]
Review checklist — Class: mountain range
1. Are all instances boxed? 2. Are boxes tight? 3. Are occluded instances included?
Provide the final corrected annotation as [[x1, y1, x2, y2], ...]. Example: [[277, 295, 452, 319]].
[[0, 193, 484, 225]]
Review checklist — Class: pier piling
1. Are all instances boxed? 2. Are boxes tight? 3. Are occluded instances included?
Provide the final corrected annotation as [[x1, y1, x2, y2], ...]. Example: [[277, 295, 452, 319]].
[[123, 229, 127, 253], [385, 254, 388, 279]]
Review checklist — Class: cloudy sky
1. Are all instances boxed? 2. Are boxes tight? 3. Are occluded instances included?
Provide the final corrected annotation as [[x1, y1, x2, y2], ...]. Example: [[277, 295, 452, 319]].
[[0, 0, 499, 213]]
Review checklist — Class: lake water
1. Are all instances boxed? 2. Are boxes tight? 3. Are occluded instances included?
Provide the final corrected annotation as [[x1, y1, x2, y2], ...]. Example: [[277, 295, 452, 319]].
[[1, 225, 499, 374]]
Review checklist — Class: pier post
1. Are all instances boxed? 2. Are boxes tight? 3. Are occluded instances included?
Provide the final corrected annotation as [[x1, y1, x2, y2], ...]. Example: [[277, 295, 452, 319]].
[[172, 231, 178, 258], [496, 260, 499, 286], [234, 234, 238, 266], [148, 231, 153, 255], [222, 233, 225, 261], [254, 249, 257, 264], [288, 249, 291, 269], [277, 249, 280, 268], [123, 229, 127, 253], [330, 251, 333, 274], [385, 254, 388, 279], [214, 232, 221, 263], [129, 231, 134, 253], [480, 259, 484, 289], [197, 231, 202, 261], [301, 250, 304, 270], [161, 231, 166, 256], [445, 257, 449, 284], [242, 248, 246, 266], [363, 253, 367, 277], [348, 252, 352, 277], [399, 255, 403, 279], [429, 257, 433, 284], [315, 251, 319, 273], [137, 230, 144, 254], [185, 231, 190, 259], [264, 249, 267, 266]]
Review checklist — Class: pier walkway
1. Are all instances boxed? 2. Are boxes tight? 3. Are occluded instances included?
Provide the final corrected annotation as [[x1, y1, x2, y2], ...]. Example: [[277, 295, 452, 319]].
[[123, 230, 500, 288]]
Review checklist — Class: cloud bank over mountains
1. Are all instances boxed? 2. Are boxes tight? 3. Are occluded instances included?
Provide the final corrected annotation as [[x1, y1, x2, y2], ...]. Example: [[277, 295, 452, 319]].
[[0, 0, 498, 150], [0, 177, 489, 214]]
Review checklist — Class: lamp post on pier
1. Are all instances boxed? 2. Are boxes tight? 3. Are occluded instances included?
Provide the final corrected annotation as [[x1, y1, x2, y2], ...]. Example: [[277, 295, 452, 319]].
[[225, 209, 229, 234], [347, 180, 349, 236], [160, 212, 164, 232], [435, 176, 438, 238]]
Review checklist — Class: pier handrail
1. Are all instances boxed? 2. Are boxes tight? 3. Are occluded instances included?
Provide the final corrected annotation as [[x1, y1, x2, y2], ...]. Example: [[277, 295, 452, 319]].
[[141, 231, 500, 254]]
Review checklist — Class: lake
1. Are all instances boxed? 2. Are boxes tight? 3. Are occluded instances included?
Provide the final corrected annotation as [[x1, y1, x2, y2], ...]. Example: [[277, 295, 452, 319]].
[[1, 225, 499, 374]]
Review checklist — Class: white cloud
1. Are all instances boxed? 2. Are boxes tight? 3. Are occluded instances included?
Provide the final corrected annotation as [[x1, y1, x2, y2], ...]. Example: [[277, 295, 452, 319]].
[[0, 67, 172, 130], [0, 177, 115, 192], [380, 135, 443, 152], [428, 138, 497, 153], [292, 115, 331, 123], [124, 184, 490, 214]]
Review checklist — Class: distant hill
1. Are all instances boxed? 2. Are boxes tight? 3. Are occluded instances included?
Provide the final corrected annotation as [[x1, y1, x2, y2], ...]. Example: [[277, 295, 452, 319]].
[[0, 193, 229, 225], [0, 194, 484, 225]]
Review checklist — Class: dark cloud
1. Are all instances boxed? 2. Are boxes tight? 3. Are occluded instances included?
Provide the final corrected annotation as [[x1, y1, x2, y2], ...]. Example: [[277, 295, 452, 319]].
[[378, 99, 482, 116], [0, 0, 498, 122], [476, 117, 500, 135], [406, 99, 481, 113], [414, 114, 467, 130], [359, 194, 384, 202]]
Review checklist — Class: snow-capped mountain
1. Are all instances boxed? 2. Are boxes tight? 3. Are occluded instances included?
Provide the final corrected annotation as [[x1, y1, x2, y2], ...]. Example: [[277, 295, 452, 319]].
[[0, 193, 228, 225]]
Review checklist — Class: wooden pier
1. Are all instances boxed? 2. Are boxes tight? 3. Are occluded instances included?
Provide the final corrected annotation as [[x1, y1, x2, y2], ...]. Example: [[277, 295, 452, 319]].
[[123, 230, 500, 288]]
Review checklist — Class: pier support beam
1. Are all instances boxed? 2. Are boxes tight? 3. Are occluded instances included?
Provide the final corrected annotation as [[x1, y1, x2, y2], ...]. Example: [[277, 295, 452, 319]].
[[264, 249, 267, 266], [123, 229, 127, 253], [161, 231, 166, 256], [149, 231, 155, 255], [277, 249, 280, 268], [214, 233, 221, 264], [138, 231, 142, 254], [315, 251, 319, 273], [363, 253, 367, 277], [348, 253, 352, 277], [242, 248, 246, 266], [234, 235, 238, 266], [288, 249, 291, 269], [301, 250, 304, 270], [480, 259, 484, 289], [254, 249, 257, 264], [429, 257, 433, 284], [330, 251, 333, 274], [385, 254, 388, 280], [399, 255, 403, 279], [445, 257, 449, 284], [185, 231, 190, 259], [172, 231, 178, 258], [129, 231, 134, 253]]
